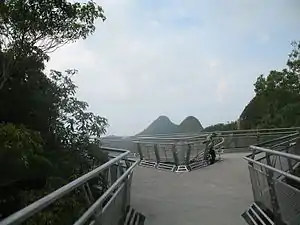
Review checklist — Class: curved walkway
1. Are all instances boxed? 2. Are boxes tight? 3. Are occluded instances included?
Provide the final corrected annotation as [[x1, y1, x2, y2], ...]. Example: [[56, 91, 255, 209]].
[[131, 153, 252, 225]]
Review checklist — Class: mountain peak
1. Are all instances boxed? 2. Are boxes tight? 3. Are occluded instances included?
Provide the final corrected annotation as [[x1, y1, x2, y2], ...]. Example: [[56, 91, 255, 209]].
[[157, 115, 171, 121], [179, 116, 203, 133], [138, 116, 177, 135], [137, 115, 203, 136]]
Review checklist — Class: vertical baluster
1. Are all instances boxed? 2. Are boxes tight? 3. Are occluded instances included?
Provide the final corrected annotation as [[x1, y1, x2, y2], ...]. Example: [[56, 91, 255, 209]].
[[185, 143, 192, 164], [164, 146, 168, 161], [172, 144, 179, 166], [137, 142, 143, 160], [86, 182, 95, 202], [82, 185, 92, 205], [154, 143, 160, 164], [107, 166, 112, 187], [265, 153, 281, 224]]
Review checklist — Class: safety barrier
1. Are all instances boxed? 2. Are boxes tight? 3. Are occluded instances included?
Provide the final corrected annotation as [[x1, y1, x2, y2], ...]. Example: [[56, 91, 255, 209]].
[[0, 147, 141, 225], [133, 135, 224, 172], [100, 128, 300, 173], [102, 127, 300, 152], [242, 132, 300, 225]]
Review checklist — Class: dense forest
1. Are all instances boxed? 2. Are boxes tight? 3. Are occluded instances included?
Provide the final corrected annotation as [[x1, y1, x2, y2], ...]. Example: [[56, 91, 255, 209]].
[[0, 0, 108, 223]]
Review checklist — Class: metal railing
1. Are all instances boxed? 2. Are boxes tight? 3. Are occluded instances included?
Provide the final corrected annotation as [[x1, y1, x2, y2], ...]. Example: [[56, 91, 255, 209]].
[[102, 127, 300, 153], [100, 128, 300, 173], [134, 135, 225, 172], [243, 134, 300, 225], [134, 127, 300, 138], [0, 147, 140, 225]]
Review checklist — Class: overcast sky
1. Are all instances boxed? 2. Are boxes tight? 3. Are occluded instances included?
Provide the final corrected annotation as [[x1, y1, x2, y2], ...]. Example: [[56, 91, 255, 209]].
[[47, 0, 300, 136]]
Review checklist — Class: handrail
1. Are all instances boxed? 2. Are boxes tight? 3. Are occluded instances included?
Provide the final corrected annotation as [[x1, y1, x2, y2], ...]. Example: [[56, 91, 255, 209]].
[[133, 127, 300, 139], [256, 132, 299, 147], [74, 160, 139, 225], [244, 142, 300, 184], [218, 131, 297, 138], [270, 137, 299, 148], [208, 126, 300, 134], [214, 137, 225, 149], [244, 135, 300, 225], [245, 133, 299, 158], [0, 147, 137, 225], [132, 129, 299, 143], [244, 157, 300, 184], [133, 141, 176, 145], [132, 134, 207, 142], [133, 140, 206, 145], [101, 146, 131, 153], [249, 145, 300, 161]]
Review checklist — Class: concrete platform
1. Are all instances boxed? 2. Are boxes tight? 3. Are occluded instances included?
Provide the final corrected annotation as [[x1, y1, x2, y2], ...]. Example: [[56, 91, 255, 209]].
[[131, 153, 253, 225]]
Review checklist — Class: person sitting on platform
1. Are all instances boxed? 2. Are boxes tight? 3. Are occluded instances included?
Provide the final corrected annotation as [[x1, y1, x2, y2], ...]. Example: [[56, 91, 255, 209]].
[[203, 132, 217, 164]]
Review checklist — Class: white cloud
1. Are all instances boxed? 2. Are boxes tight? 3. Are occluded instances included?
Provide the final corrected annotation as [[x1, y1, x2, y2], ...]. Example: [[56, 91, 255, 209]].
[[46, 0, 300, 135]]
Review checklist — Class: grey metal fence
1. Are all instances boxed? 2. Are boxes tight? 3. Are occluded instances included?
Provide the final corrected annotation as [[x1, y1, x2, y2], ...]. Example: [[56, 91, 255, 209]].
[[101, 128, 300, 155], [100, 128, 300, 172], [244, 134, 300, 225], [0, 147, 139, 225], [134, 135, 225, 172]]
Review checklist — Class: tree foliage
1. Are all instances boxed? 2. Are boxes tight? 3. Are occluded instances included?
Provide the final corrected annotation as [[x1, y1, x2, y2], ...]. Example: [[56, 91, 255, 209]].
[[0, 0, 108, 222], [0, 0, 105, 52], [0, 123, 50, 187], [0, 0, 106, 89], [203, 121, 238, 132], [240, 41, 300, 129]]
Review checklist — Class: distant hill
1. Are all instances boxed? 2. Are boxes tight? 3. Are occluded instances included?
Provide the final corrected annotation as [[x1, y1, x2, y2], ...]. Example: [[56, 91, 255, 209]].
[[179, 116, 203, 133], [138, 115, 203, 135], [138, 116, 178, 135]]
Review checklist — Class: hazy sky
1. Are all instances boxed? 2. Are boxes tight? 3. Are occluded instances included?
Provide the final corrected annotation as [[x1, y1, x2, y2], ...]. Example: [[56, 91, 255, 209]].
[[47, 0, 300, 136]]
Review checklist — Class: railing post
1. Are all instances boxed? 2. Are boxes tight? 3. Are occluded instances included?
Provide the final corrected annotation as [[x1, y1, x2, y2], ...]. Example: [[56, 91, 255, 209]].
[[185, 143, 192, 164], [137, 142, 143, 160], [265, 153, 282, 224], [154, 144, 160, 163], [146, 146, 151, 160], [256, 131, 260, 145], [94, 204, 103, 224], [82, 185, 92, 205], [176, 141, 187, 165], [123, 172, 131, 214], [172, 143, 179, 166]]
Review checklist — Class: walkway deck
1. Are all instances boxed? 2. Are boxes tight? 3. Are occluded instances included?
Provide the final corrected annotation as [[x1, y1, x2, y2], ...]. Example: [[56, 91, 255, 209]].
[[131, 153, 252, 225]]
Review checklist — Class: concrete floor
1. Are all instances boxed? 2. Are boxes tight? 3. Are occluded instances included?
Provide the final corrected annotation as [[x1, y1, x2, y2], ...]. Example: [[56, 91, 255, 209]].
[[131, 153, 253, 225]]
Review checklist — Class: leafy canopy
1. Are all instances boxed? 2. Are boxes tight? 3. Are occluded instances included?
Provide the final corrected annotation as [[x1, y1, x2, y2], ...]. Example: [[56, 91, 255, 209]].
[[240, 41, 300, 129], [0, 0, 108, 221]]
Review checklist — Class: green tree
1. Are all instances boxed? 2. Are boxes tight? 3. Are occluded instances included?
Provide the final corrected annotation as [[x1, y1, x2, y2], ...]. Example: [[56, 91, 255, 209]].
[[0, 0, 109, 221], [0, 0, 106, 89], [0, 123, 52, 217], [240, 41, 300, 129], [203, 121, 238, 132], [0, 68, 109, 218]]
